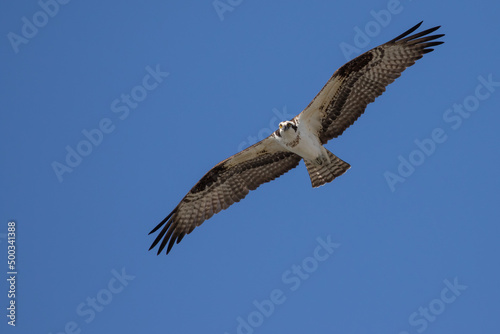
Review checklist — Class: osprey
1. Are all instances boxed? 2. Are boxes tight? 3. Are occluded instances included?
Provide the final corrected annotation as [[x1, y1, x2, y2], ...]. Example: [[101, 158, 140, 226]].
[[149, 22, 444, 254]]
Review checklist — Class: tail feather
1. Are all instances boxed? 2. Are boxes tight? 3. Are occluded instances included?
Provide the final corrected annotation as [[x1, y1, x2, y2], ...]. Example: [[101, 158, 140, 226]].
[[304, 150, 350, 188]]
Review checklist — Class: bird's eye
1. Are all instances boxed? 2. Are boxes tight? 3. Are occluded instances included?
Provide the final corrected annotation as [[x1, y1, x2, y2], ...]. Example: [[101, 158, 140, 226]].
[[279, 124, 282, 129]]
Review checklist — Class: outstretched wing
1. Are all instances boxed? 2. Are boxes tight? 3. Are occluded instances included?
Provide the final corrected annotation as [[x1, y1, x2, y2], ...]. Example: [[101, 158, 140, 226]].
[[297, 22, 444, 144], [149, 137, 301, 255]]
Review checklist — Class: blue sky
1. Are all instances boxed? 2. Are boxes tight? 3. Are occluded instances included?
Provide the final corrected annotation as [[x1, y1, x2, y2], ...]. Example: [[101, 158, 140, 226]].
[[2, 1, 500, 333]]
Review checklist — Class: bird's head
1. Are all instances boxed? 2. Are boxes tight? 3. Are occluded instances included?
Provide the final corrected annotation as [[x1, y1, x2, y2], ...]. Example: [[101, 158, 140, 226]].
[[278, 121, 297, 134]]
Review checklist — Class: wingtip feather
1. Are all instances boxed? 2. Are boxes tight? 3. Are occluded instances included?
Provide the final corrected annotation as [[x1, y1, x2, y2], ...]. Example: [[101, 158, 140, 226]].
[[389, 22, 445, 46], [389, 21, 423, 42], [149, 208, 176, 235], [148, 207, 179, 254]]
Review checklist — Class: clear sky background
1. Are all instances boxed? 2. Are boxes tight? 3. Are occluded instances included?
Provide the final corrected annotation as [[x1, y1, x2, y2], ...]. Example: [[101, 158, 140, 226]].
[[2, 1, 499, 333]]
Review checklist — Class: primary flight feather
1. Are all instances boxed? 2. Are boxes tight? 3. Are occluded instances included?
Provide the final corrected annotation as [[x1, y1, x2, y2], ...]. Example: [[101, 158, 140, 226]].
[[149, 22, 444, 255]]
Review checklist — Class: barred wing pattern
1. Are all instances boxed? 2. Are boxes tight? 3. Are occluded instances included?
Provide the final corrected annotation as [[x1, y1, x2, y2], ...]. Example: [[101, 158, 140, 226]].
[[149, 138, 301, 254], [297, 22, 444, 144]]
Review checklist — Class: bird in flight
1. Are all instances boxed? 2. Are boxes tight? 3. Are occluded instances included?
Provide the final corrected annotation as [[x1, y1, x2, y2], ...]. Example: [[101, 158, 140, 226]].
[[149, 22, 444, 255]]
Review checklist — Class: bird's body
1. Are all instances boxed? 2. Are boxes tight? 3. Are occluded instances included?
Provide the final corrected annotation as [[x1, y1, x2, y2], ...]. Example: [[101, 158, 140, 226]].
[[149, 22, 444, 254]]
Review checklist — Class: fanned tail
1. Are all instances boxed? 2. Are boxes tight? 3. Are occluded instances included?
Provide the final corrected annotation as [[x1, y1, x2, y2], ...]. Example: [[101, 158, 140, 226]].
[[304, 149, 350, 188]]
